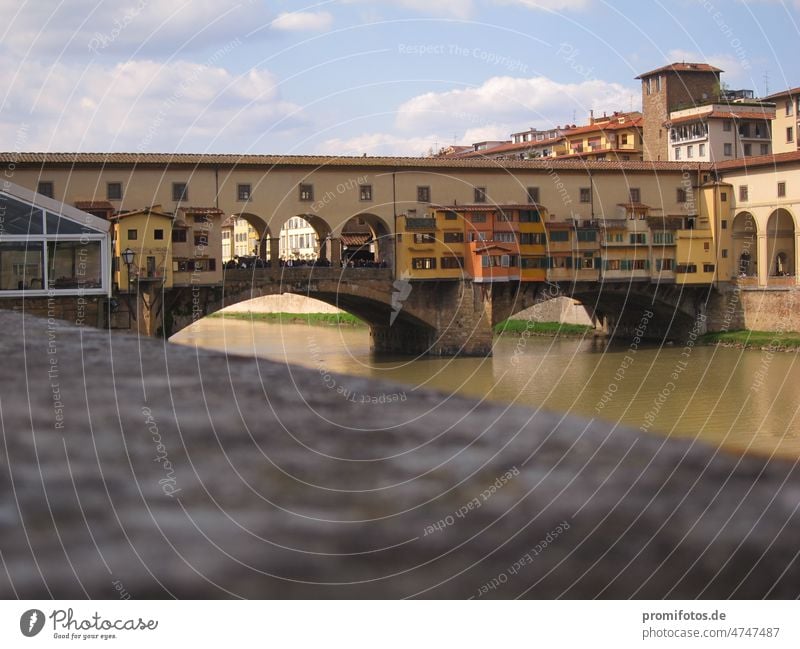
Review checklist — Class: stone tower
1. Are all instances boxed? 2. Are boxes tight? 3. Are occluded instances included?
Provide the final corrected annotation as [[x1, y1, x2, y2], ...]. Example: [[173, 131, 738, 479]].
[[637, 63, 723, 161]]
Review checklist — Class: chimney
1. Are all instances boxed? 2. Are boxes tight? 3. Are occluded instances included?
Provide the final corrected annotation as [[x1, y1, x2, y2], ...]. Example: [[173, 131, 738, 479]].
[[590, 109, 594, 125]]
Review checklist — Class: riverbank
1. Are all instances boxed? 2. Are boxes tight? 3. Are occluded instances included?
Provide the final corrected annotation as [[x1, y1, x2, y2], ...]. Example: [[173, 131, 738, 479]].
[[210, 311, 366, 326], [494, 319, 594, 337], [700, 329, 800, 351]]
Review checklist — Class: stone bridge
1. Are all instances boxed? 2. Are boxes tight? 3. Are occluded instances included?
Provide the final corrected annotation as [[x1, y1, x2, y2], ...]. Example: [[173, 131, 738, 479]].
[[163, 268, 729, 355]]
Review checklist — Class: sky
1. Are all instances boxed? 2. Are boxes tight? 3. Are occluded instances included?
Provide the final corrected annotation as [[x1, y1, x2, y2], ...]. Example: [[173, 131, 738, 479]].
[[1, 0, 799, 156]]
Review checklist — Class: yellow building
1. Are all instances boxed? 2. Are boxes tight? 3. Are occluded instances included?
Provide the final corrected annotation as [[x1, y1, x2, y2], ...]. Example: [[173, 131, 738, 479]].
[[396, 209, 466, 280], [765, 87, 800, 155], [112, 206, 174, 290], [562, 112, 644, 161]]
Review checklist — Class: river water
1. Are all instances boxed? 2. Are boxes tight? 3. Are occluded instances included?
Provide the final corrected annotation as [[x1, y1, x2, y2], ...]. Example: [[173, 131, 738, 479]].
[[172, 318, 800, 458]]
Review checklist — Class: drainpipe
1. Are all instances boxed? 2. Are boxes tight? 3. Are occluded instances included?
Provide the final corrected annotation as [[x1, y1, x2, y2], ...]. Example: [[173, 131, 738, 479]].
[[214, 165, 219, 209], [392, 170, 398, 279]]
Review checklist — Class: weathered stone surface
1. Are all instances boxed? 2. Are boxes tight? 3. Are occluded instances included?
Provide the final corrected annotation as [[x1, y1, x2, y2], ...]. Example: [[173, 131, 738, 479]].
[[0, 309, 798, 599]]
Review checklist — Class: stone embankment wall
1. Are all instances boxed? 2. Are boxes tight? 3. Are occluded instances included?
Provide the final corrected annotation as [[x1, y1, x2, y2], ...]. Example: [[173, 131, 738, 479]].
[[1, 309, 798, 598]]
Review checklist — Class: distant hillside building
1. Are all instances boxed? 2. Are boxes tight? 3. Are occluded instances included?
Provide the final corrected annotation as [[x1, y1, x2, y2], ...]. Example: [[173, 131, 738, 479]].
[[764, 87, 800, 154], [667, 99, 775, 162], [637, 62, 723, 161]]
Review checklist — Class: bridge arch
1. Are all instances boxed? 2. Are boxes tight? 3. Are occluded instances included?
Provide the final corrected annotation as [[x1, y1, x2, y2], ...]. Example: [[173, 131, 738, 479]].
[[766, 208, 796, 277], [274, 214, 333, 264], [336, 213, 393, 268], [732, 211, 758, 278], [231, 212, 273, 262]]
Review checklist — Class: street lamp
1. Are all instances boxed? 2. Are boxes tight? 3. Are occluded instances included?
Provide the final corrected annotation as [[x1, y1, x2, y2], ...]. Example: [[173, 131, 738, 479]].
[[121, 247, 136, 289]]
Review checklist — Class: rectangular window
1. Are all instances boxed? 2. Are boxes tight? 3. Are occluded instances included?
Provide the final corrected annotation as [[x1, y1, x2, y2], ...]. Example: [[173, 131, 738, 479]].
[[107, 182, 123, 200], [443, 210, 457, 220], [787, 100, 793, 116], [579, 187, 591, 203], [521, 257, 548, 269], [723, 121, 732, 132], [704, 241, 710, 251], [37, 181, 54, 198], [677, 188, 687, 203], [154, 229, 164, 240], [605, 259, 621, 271], [721, 220, 728, 229], [743, 143, 752, 156], [172, 228, 187, 242], [412, 257, 436, 270], [687, 145, 693, 159], [761, 144, 769, 155], [703, 263, 715, 273], [299, 184, 314, 201], [788, 127, 794, 143], [417, 186, 431, 203], [497, 210, 513, 222], [470, 213, 487, 223], [653, 232, 674, 245], [676, 263, 697, 273], [519, 232, 546, 245], [194, 232, 208, 246], [778, 181, 786, 197], [413, 232, 436, 244], [518, 209, 541, 222], [469, 231, 487, 242], [724, 143, 733, 156], [494, 232, 515, 243], [443, 232, 464, 243], [656, 258, 674, 271], [237, 184, 251, 201], [721, 192, 727, 202], [656, 75, 661, 92], [474, 187, 487, 203], [359, 185, 372, 201], [699, 143, 706, 157], [629, 188, 641, 203], [630, 233, 646, 245], [722, 249, 728, 258], [549, 230, 569, 242], [127, 228, 137, 240], [172, 182, 188, 202], [674, 147, 681, 160], [576, 230, 597, 242], [440, 256, 463, 269], [526, 186, 540, 204], [739, 185, 748, 201]]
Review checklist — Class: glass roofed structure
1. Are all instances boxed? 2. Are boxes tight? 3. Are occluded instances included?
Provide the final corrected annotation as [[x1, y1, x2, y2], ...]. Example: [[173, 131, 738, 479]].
[[0, 180, 111, 296]]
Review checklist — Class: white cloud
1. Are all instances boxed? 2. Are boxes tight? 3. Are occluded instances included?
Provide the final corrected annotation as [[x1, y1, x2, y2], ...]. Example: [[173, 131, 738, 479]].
[[343, 0, 475, 19], [496, 0, 593, 11], [270, 11, 333, 32], [315, 74, 638, 156], [0, 57, 302, 152], [395, 75, 638, 133]]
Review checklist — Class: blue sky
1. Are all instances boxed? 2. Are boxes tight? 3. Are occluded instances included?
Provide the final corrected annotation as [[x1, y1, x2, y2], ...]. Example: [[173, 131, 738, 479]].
[[1, 0, 797, 155]]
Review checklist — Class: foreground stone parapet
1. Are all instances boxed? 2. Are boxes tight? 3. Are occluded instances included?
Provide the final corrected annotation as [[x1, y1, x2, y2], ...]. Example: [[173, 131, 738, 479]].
[[0, 309, 798, 599]]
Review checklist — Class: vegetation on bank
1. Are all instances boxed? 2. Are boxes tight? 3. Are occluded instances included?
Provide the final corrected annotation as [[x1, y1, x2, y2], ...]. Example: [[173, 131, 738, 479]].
[[494, 320, 594, 336], [699, 330, 800, 350], [210, 311, 366, 326]]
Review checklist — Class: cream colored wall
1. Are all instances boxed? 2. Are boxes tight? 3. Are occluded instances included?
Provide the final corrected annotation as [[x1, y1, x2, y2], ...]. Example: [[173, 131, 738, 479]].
[[771, 97, 797, 154]]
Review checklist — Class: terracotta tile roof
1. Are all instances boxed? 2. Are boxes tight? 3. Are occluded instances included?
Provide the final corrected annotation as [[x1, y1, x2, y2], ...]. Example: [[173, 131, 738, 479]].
[[765, 87, 800, 101], [0, 151, 702, 173], [557, 148, 642, 159], [564, 116, 643, 136], [341, 233, 371, 246], [112, 207, 174, 220], [221, 216, 236, 227], [73, 200, 114, 210], [617, 202, 651, 210], [636, 62, 723, 79], [712, 150, 800, 171], [457, 137, 565, 158], [668, 110, 774, 125]]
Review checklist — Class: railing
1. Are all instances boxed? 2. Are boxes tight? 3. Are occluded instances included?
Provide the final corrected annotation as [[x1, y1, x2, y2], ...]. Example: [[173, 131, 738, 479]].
[[223, 267, 393, 282]]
